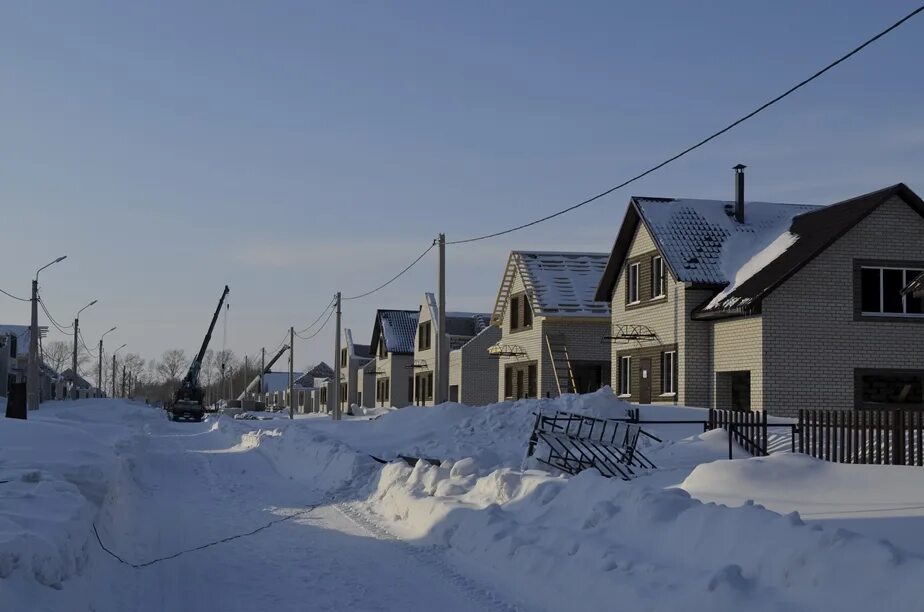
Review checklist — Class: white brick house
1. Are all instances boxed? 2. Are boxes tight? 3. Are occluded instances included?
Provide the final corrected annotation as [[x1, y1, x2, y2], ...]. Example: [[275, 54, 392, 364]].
[[595, 177, 924, 416], [490, 251, 612, 401], [338, 328, 372, 414], [369, 309, 418, 408], [449, 325, 501, 405], [412, 293, 491, 406]]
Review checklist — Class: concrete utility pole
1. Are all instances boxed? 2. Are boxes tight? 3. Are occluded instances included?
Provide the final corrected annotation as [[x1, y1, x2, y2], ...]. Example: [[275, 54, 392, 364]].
[[260, 347, 265, 401], [121, 365, 126, 398], [29, 256, 67, 412], [112, 343, 126, 398], [288, 326, 294, 420], [243, 355, 249, 399], [332, 292, 342, 421], [72, 300, 96, 400], [98, 327, 116, 396], [435, 233, 447, 405]]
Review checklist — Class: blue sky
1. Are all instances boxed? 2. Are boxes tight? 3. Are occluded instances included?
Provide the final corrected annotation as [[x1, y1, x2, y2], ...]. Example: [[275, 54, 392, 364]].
[[2, 1, 922, 370]]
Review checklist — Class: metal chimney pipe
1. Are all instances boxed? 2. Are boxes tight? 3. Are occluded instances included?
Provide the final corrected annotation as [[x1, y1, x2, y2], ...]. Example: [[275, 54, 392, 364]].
[[733, 164, 746, 223]]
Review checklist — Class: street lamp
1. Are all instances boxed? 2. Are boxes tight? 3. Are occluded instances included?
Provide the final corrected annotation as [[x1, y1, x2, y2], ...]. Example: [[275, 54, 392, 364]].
[[98, 327, 117, 395], [27, 255, 67, 413], [112, 343, 127, 398], [71, 299, 97, 400]]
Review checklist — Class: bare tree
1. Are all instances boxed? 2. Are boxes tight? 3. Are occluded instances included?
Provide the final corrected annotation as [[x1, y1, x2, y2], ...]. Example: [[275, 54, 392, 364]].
[[44, 340, 71, 374], [156, 349, 188, 383]]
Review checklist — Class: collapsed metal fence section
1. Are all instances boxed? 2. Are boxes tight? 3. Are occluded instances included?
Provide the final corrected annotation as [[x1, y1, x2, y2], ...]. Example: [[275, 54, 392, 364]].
[[526, 411, 656, 480]]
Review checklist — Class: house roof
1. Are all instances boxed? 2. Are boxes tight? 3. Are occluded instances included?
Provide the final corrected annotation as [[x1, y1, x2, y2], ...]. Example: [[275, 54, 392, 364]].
[[699, 184, 924, 316], [369, 309, 419, 354], [294, 362, 334, 387], [594, 183, 924, 317], [421, 293, 490, 341], [261, 371, 303, 393], [493, 251, 611, 324], [904, 271, 924, 297], [59, 368, 92, 389]]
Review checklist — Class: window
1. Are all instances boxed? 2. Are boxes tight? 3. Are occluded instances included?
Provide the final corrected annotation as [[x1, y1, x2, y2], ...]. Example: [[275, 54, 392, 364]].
[[418, 321, 432, 350], [661, 351, 676, 395], [378, 339, 387, 358], [340, 348, 348, 368], [652, 256, 665, 298], [860, 266, 924, 316], [509, 293, 532, 332], [298, 391, 305, 406], [377, 378, 390, 403], [857, 369, 924, 407], [619, 356, 631, 396], [627, 263, 640, 304], [340, 383, 347, 404]]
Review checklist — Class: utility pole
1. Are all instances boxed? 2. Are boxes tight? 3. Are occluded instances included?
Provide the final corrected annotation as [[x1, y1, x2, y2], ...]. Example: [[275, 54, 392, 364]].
[[121, 365, 126, 398], [72, 319, 79, 400], [112, 353, 116, 398], [243, 355, 249, 399], [29, 256, 67, 412], [288, 326, 294, 420], [435, 233, 447, 405], [260, 347, 265, 401], [27, 278, 39, 411], [332, 292, 342, 421], [98, 339, 103, 395]]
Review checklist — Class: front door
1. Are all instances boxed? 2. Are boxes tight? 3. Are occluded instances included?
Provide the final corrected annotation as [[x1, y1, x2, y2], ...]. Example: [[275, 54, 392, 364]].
[[639, 358, 651, 404]]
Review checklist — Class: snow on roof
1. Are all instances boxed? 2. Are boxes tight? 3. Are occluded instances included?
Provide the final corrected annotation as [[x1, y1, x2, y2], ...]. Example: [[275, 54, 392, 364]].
[[635, 197, 818, 286], [378, 310, 419, 354], [496, 252, 611, 322]]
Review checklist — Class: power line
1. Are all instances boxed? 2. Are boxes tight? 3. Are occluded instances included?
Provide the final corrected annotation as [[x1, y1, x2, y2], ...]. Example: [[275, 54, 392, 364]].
[[296, 296, 336, 334], [0, 287, 29, 302], [37, 296, 74, 331], [447, 4, 924, 245], [342, 243, 435, 301], [294, 303, 336, 341]]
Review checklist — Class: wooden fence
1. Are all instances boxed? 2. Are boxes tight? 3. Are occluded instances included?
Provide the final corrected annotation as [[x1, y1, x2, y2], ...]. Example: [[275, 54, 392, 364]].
[[798, 409, 924, 466], [705, 408, 770, 457]]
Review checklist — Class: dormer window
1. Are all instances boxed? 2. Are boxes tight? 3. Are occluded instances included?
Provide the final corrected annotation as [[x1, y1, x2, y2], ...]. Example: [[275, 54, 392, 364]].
[[418, 321, 432, 351], [627, 263, 640, 304], [652, 256, 665, 298]]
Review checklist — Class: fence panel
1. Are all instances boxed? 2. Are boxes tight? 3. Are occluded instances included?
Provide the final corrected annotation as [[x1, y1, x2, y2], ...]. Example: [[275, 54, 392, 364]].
[[797, 408, 924, 467]]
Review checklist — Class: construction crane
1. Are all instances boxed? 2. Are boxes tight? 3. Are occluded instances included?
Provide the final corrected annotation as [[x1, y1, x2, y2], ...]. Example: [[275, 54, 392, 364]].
[[167, 285, 230, 422], [237, 344, 289, 401]]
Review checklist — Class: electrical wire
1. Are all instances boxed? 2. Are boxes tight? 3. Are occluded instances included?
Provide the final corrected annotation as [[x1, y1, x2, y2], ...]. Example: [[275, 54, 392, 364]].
[[0, 287, 29, 302], [38, 299, 73, 335], [37, 296, 74, 330], [296, 296, 336, 335], [447, 4, 924, 245], [342, 243, 435, 301], [294, 304, 335, 341], [78, 330, 98, 358]]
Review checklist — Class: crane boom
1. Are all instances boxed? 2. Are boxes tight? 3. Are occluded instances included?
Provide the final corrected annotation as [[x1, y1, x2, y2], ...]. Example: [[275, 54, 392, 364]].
[[174, 285, 230, 405], [238, 344, 289, 400]]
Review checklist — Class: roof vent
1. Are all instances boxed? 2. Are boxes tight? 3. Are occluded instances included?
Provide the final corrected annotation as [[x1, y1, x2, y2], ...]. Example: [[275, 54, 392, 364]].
[[733, 164, 746, 223]]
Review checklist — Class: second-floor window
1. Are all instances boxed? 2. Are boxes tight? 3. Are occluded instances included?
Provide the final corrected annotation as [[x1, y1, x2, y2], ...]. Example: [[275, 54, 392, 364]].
[[340, 348, 348, 367], [861, 266, 924, 316], [627, 263, 640, 304], [509, 293, 532, 332], [652, 256, 665, 298], [378, 338, 387, 358], [418, 321, 432, 350]]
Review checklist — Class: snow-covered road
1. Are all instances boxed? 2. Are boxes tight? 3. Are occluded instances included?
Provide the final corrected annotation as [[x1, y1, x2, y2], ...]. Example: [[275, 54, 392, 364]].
[[89, 413, 514, 612]]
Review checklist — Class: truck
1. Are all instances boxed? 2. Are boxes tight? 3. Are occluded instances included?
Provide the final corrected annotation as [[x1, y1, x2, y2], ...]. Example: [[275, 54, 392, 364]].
[[167, 285, 230, 422]]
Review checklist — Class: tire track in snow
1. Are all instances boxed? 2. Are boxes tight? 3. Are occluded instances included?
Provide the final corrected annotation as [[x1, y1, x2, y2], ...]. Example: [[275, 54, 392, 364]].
[[333, 501, 528, 612]]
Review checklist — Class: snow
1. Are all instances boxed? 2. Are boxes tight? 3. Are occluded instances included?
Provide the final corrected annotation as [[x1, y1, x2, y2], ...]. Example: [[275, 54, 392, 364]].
[[705, 230, 799, 310], [4, 393, 924, 611], [515, 251, 611, 317], [635, 197, 817, 286]]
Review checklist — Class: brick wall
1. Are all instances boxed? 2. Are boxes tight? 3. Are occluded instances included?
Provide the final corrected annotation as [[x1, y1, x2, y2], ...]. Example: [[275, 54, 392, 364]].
[[762, 196, 924, 416], [452, 325, 501, 405], [713, 315, 763, 411]]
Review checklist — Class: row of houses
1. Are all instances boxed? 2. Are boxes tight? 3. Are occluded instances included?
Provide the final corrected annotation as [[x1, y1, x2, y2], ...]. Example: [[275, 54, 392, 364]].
[[256, 170, 924, 416], [0, 325, 99, 404]]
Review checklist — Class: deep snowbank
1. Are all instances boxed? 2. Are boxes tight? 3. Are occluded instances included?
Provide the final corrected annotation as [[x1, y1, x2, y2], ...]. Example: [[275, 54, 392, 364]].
[[0, 401, 150, 589], [371, 456, 924, 612]]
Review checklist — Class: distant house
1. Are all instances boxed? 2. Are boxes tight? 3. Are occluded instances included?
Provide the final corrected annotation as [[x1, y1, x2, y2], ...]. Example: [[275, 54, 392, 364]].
[[490, 252, 611, 401], [0, 325, 59, 401], [58, 368, 94, 399], [338, 329, 372, 414], [358, 359, 377, 409], [369, 309, 418, 408], [448, 325, 500, 405], [594, 173, 924, 415], [412, 293, 491, 406], [260, 371, 302, 408], [291, 362, 334, 413]]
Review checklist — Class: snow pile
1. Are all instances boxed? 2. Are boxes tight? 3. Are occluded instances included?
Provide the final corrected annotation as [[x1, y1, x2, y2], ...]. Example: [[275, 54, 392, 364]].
[[301, 388, 630, 471], [370, 457, 924, 612], [681, 452, 924, 555], [0, 401, 147, 589]]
